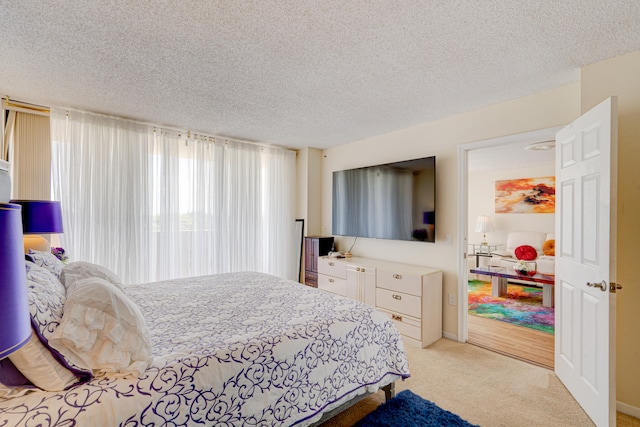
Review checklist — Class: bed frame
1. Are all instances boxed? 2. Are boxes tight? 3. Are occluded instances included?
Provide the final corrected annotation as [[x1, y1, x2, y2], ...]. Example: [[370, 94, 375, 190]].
[[310, 382, 395, 426]]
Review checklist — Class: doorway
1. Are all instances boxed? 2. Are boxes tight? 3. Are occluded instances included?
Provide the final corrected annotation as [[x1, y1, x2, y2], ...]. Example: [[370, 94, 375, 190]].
[[457, 127, 561, 368]]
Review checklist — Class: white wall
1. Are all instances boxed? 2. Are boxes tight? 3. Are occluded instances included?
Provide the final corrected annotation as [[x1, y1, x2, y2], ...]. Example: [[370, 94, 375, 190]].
[[468, 165, 555, 247], [296, 147, 324, 236]]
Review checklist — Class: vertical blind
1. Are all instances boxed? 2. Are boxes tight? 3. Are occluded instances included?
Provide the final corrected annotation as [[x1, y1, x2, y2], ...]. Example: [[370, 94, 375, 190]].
[[51, 108, 297, 284], [9, 112, 51, 199]]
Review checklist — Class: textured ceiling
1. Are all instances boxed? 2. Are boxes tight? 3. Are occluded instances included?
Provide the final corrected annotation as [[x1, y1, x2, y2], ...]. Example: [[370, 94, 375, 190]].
[[1, 1, 640, 150]]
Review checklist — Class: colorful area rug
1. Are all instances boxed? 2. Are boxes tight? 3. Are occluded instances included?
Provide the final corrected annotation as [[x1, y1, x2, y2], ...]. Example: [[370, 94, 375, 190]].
[[468, 280, 554, 334], [354, 390, 479, 427]]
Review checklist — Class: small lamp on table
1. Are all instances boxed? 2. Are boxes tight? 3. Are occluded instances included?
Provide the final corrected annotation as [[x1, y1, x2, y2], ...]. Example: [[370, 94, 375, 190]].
[[10, 200, 64, 253], [475, 215, 494, 247]]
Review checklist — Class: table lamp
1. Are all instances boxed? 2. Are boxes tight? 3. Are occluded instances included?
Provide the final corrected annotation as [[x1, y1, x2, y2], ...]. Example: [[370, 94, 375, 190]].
[[475, 215, 494, 246], [0, 203, 31, 359], [10, 200, 63, 253], [423, 211, 435, 242]]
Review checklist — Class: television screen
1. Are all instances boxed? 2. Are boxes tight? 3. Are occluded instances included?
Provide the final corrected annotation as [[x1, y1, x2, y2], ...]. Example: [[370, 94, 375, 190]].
[[332, 156, 436, 242]]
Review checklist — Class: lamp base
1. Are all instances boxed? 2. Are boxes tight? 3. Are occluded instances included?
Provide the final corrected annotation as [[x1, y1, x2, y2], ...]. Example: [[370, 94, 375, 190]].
[[23, 235, 50, 253]]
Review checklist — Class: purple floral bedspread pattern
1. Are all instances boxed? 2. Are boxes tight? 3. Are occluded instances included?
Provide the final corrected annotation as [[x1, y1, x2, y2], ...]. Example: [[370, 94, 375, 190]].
[[0, 272, 409, 426]]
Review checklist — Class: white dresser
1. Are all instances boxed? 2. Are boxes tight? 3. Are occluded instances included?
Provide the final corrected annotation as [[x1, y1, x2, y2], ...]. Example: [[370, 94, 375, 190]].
[[318, 256, 442, 348]]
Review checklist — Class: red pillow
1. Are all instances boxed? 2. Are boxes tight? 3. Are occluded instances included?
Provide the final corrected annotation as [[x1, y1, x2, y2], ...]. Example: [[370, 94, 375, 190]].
[[514, 245, 537, 261]]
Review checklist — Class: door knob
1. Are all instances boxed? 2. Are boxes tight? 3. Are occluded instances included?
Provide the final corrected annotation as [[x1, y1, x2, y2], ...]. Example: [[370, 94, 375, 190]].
[[586, 280, 607, 292]]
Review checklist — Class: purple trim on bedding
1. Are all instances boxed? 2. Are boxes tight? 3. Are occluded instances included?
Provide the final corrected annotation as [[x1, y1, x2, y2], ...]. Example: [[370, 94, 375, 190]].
[[29, 318, 92, 386], [0, 358, 33, 388]]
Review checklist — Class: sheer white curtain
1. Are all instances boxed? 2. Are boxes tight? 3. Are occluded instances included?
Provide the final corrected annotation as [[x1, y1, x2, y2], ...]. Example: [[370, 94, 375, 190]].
[[51, 108, 296, 284]]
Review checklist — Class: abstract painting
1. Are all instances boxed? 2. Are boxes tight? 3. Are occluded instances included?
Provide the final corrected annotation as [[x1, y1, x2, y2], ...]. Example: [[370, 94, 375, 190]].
[[495, 176, 555, 213]]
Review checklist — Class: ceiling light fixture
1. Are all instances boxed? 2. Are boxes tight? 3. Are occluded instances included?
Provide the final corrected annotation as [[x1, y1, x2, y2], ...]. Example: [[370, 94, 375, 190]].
[[524, 140, 556, 151]]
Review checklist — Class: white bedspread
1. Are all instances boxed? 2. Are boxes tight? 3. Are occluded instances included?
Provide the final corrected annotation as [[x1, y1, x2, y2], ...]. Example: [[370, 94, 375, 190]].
[[0, 271, 410, 426]]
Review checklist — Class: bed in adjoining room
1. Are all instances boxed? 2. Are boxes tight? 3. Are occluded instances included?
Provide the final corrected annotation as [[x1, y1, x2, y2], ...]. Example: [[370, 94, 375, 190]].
[[0, 252, 410, 426]]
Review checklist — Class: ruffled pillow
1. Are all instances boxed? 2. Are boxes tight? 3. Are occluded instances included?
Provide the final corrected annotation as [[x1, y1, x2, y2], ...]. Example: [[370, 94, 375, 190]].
[[10, 262, 91, 392], [48, 277, 153, 378], [26, 249, 64, 279], [542, 239, 555, 256], [514, 245, 538, 261], [61, 261, 124, 291]]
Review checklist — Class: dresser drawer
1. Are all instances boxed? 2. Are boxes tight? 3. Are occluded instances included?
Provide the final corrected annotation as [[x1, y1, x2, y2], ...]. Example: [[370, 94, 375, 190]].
[[318, 274, 347, 296], [376, 288, 421, 318], [376, 269, 422, 296], [318, 257, 347, 279], [378, 308, 421, 341]]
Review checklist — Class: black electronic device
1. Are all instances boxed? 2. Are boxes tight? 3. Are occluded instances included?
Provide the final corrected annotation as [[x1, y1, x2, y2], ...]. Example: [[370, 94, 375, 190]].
[[332, 156, 436, 242]]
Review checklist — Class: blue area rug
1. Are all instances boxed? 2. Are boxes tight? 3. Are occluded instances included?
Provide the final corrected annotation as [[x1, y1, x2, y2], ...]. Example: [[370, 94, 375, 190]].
[[354, 390, 479, 427]]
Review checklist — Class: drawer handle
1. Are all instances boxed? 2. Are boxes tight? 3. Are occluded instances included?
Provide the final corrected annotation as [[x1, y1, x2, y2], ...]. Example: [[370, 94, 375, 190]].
[[356, 267, 361, 272], [392, 294, 402, 300], [392, 314, 402, 321], [329, 262, 334, 266], [393, 274, 402, 280], [329, 278, 334, 283]]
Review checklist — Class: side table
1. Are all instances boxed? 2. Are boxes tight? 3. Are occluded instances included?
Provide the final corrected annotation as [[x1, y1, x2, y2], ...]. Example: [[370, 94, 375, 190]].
[[468, 243, 501, 268]]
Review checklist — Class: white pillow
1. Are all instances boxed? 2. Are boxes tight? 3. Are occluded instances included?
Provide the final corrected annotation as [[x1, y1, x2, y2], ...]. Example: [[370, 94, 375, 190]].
[[9, 331, 79, 392], [61, 261, 124, 291], [25, 262, 66, 337], [48, 277, 152, 378], [27, 250, 65, 279], [18, 261, 91, 391]]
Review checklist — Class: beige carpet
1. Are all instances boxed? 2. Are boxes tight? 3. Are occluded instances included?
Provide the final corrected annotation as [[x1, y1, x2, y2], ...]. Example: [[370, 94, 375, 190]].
[[321, 338, 640, 427]]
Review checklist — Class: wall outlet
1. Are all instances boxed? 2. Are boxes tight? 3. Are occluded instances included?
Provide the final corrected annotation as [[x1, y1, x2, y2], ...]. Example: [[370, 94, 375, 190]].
[[448, 294, 456, 306]]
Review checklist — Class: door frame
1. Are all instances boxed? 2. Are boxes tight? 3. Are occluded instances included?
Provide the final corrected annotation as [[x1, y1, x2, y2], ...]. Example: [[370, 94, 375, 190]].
[[456, 126, 563, 341]]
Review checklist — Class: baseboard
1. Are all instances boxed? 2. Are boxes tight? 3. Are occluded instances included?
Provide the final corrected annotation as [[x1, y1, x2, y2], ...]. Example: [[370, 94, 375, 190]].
[[617, 401, 640, 419], [442, 330, 457, 341]]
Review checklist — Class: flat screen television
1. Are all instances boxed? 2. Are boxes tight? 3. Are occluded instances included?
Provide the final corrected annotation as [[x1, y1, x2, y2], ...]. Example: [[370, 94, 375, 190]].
[[332, 156, 436, 242]]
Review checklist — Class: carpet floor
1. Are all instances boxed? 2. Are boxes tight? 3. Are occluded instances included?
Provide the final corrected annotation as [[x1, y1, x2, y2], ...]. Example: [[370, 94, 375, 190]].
[[353, 389, 479, 427], [321, 339, 639, 426], [468, 280, 554, 334]]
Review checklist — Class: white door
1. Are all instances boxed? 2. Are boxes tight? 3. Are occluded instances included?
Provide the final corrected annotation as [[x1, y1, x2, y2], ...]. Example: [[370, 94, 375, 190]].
[[555, 96, 618, 427]]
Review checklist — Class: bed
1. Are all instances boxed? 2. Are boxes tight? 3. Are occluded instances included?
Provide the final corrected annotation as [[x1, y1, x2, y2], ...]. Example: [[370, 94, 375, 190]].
[[0, 256, 410, 426]]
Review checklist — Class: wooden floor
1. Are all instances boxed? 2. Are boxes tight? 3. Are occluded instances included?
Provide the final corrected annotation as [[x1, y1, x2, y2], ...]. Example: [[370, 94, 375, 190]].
[[468, 314, 555, 369]]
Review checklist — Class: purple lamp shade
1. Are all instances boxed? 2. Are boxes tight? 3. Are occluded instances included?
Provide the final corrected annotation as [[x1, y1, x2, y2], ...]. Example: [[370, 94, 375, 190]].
[[10, 200, 63, 234], [423, 211, 435, 225], [0, 203, 31, 359]]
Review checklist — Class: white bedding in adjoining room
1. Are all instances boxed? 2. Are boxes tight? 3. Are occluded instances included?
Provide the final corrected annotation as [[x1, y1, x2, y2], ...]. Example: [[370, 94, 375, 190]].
[[0, 270, 409, 426]]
